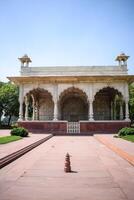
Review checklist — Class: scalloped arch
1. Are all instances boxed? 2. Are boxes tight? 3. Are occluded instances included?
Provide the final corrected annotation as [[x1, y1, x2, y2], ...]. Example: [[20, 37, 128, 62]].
[[93, 86, 124, 101], [59, 86, 89, 102], [23, 87, 54, 102]]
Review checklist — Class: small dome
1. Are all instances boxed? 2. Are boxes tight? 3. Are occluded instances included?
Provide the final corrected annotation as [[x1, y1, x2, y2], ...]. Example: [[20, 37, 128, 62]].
[[18, 54, 32, 63]]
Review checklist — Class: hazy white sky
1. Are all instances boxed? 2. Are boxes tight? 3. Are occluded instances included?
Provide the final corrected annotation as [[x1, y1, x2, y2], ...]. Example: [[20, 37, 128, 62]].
[[0, 0, 134, 82]]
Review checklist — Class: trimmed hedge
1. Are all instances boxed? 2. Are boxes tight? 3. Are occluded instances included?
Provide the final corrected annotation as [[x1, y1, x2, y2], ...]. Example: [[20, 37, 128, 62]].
[[118, 127, 134, 136], [10, 127, 28, 137]]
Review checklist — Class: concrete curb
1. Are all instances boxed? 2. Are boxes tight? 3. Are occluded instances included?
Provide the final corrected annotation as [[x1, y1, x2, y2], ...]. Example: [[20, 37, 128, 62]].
[[0, 134, 53, 169], [95, 135, 134, 166]]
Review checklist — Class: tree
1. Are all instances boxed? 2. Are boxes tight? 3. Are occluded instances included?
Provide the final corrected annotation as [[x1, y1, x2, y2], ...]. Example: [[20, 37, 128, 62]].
[[129, 83, 134, 123], [0, 82, 19, 125], [0, 81, 5, 124]]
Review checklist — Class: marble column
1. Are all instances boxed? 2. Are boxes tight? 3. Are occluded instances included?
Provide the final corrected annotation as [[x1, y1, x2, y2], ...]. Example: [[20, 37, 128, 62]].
[[88, 100, 94, 121], [124, 84, 130, 121], [25, 96, 29, 121], [125, 100, 130, 121], [31, 94, 35, 120], [53, 101, 58, 120], [35, 102, 39, 120], [120, 102, 123, 120], [53, 84, 58, 121], [18, 85, 23, 121]]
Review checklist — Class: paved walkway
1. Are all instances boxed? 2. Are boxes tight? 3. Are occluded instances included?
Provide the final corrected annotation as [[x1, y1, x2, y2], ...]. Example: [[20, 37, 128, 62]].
[[95, 134, 134, 166], [95, 134, 134, 156], [0, 130, 51, 159], [0, 136, 134, 200], [0, 129, 11, 137]]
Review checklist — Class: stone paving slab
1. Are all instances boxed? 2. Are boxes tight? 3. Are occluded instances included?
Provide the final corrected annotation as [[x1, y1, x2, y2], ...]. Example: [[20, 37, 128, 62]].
[[0, 131, 51, 159], [0, 129, 10, 137], [95, 134, 134, 166], [0, 136, 134, 200], [96, 134, 134, 155]]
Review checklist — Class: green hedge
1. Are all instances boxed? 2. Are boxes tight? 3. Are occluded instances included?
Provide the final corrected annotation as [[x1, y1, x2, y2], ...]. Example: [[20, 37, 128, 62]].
[[118, 127, 134, 136], [10, 127, 28, 137]]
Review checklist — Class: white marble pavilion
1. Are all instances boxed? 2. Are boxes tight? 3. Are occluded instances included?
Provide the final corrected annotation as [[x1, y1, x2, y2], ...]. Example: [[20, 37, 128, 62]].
[[8, 53, 134, 134]]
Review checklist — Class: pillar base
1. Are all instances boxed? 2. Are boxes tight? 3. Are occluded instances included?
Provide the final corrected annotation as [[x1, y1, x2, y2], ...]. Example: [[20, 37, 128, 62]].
[[125, 118, 131, 122], [53, 119, 58, 121], [18, 118, 23, 122], [89, 118, 94, 122]]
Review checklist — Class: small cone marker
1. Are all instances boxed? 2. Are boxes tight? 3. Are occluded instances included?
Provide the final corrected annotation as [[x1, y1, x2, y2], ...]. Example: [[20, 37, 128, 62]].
[[64, 153, 71, 173]]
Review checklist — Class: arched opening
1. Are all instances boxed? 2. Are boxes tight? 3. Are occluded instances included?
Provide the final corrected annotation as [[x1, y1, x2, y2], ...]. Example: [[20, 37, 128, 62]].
[[59, 87, 88, 121], [93, 87, 125, 120], [24, 88, 54, 120]]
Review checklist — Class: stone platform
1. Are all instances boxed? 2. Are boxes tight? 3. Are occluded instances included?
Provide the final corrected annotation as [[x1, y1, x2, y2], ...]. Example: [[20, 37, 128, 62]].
[[18, 121, 130, 134]]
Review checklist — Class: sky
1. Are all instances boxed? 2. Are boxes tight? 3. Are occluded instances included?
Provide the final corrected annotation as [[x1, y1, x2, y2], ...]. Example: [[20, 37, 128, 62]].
[[0, 0, 134, 82]]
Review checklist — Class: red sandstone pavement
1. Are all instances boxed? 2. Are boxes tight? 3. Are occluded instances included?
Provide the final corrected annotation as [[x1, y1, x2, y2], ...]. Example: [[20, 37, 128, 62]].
[[95, 134, 134, 156], [95, 134, 134, 166], [0, 136, 134, 200], [0, 129, 51, 159], [0, 129, 11, 137]]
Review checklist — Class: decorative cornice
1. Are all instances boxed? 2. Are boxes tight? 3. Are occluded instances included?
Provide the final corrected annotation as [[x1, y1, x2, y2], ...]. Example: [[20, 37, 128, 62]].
[[7, 75, 134, 85]]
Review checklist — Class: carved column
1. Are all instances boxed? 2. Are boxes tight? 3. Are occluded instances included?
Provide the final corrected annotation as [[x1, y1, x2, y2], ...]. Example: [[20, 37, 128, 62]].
[[88, 99, 94, 121], [18, 85, 23, 121], [53, 84, 58, 121], [125, 99, 130, 121], [35, 101, 39, 120], [53, 101, 58, 120], [124, 84, 130, 121], [25, 95, 29, 121], [88, 84, 94, 121], [31, 94, 35, 120], [34, 105, 37, 120], [120, 102, 123, 120]]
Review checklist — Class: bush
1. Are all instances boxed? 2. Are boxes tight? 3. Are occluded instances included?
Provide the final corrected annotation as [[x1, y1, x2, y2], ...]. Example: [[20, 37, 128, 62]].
[[10, 127, 28, 137], [118, 127, 134, 136]]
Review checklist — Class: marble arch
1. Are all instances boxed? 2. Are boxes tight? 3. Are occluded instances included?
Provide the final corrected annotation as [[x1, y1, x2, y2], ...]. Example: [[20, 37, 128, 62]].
[[23, 88, 54, 121], [58, 87, 89, 121], [92, 83, 126, 101], [59, 87, 89, 102], [93, 87, 125, 120]]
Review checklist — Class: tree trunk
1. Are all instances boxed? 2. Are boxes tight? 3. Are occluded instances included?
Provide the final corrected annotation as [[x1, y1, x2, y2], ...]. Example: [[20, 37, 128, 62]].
[[8, 115, 12, 126]]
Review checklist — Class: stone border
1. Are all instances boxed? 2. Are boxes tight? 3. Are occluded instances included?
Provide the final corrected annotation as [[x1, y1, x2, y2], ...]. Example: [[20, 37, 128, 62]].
[[95, 135, 134, 166], [0, 134, 53, 169]]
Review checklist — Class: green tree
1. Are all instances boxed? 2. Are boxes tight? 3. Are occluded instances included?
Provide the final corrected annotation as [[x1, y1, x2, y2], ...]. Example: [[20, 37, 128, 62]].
[[0, 81, 5, 124], [129, 83, 134, 123], [0, 82, 19, 125]]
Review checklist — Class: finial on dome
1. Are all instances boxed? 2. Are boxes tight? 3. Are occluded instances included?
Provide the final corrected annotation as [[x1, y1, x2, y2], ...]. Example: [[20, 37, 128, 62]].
[[115, 53, 129, 66], [18, 54, 32, 67]]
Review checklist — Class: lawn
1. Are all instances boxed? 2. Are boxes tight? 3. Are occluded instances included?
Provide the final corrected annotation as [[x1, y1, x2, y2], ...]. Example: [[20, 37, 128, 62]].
[[120, 135, 134, 142], [0, 135, 22, 144]]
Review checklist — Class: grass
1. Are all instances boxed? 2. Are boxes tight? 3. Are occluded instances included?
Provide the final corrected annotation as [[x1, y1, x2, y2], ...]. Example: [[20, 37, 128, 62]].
[[0, 135, 22, 144], [120, 135, 134, 142]]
